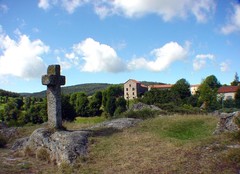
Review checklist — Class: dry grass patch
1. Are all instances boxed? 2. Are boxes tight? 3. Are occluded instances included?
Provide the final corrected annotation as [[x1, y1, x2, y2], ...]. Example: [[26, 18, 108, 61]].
[[1, 115, 240, 173], [77, 114, 240, 173], [64, 116, 106, 130]]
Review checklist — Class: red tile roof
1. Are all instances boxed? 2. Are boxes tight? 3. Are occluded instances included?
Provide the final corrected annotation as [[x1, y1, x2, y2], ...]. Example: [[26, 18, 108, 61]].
[[140, 84, 148, 88], [149, 84, 173, 89], [218, 86, 239, 93]]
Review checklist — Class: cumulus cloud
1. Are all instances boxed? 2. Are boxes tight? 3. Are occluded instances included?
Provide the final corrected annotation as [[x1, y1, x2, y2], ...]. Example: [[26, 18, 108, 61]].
[[62, 0, 87, 14], [0, 29, 49, 79], [128, 42, 188, 72], [62, 39, 189, 73], [94, 0, 215, 22], [221, 3, 240, 34], [193, 54, 215, 71], [38, 0, 88, 14], [57, 56, 72, 69], [67, 38, 126, 73], [38, 0, 215, 22]]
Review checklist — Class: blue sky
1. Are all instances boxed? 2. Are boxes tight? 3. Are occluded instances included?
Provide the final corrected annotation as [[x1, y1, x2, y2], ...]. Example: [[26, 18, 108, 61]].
[[0, 0, 240, 93]]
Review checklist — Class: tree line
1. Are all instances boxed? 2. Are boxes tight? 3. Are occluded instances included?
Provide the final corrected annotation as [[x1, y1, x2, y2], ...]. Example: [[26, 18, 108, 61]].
[[0, 85, 126, 126], [140, 74, 240, 113], [1, 73, 240, 126]]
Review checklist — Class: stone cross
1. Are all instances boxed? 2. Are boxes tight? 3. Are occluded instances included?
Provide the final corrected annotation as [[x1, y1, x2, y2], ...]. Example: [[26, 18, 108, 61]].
[[42, 65, 65, 129]]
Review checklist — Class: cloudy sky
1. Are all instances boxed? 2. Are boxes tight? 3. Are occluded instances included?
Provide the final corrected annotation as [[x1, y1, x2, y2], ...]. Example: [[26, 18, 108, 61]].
[[0, 0, 240, 93]]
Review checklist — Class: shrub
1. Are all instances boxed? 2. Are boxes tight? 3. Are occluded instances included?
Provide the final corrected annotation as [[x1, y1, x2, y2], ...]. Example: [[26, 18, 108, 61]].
[[156, 103, 203, 115], [0, 133, 7, 148]]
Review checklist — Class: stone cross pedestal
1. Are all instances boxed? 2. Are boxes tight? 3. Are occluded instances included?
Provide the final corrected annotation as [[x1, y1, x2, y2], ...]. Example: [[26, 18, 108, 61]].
[[42, 65, 65, 129]]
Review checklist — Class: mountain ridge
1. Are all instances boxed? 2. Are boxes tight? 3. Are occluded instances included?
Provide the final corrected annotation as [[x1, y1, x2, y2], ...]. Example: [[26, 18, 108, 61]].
[[1, 81, 166, 98]]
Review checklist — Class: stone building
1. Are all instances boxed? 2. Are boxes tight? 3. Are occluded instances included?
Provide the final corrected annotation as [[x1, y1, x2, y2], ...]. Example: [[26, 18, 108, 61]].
[[124, 79, 148, 100], [124, 79, 200, 100]]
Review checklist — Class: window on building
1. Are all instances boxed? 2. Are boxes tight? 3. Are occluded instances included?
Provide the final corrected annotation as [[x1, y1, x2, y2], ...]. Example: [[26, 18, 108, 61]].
[[226, 96, 233, 100], [132, 88, 135, 91], [133, 92, 135, 95], [126, 88, 128, 91], [129, 84, 131, 87]]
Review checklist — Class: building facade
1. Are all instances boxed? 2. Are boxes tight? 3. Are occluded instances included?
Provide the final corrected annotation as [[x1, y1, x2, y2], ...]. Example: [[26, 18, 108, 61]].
[[217, 86, 239, 100], [190, 85, 200, 95], [124, 79, 148, 100]]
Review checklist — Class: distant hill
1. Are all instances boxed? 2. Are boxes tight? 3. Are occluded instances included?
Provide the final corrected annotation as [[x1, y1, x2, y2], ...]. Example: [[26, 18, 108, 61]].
[[0, 89, 20, 97], [21, 83, 113, 98], [140, 81, 166, 86], [5, 81, 165, 98]]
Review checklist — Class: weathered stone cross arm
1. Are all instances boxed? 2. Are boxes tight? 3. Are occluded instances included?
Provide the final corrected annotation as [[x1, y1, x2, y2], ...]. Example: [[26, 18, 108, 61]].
[[42, 65, 65, 86]]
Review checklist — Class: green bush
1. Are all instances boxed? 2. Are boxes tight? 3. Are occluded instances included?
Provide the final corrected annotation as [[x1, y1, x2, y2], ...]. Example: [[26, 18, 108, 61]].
[[156, 103, 203, 115]]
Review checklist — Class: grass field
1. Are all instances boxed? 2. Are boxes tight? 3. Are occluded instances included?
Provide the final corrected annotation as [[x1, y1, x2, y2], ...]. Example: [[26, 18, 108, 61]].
[[63, 116, 107, 130], [1, 115, 240, 174]]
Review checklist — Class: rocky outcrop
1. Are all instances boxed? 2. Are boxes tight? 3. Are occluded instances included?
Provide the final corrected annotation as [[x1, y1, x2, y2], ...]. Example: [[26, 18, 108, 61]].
[[12, 118, 141, 165], [129, 102, 161, 111], [213, 111, 240, 135], [12, 128, 90, 165], [90, 118, 142, 130], [0, 124, 18, 141]]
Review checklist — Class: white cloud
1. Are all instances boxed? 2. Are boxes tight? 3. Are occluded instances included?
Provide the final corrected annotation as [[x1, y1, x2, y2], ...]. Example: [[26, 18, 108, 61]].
[[128, 42, 188, 72], [94, 0, 215, 22], [221, 3, 240, 34], [38, 0, 88, 14], [62, 0, 86, 14], [0, 29, 49, 79], [68, 38, 126, 73], [220, 61, 230, 72], [57, 56, 72, 69], [37, 0, 215, 21], [38, 0, 51, 10], [193, 54, 215, 71], [65, 52, 79, 66]]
